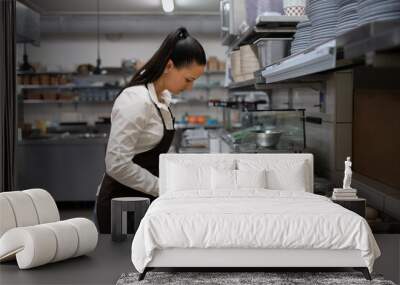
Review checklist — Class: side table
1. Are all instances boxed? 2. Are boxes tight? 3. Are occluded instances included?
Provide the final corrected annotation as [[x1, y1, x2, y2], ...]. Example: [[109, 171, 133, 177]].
[[111, 197, 150, 242], [331, 197, 366, 218]]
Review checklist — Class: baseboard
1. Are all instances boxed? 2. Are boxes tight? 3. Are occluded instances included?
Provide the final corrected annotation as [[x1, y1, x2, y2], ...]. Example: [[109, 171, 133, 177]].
[[56, 201, 95, 209]]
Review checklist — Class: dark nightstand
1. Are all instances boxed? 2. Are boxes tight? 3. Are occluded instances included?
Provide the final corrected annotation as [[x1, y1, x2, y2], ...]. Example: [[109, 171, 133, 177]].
[[331, 197, 366, 218]]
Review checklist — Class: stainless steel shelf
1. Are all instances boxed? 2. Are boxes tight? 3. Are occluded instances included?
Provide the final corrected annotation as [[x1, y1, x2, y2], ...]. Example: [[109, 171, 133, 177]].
[[19, 85, 121, 90], [23, 100, 113, 104], [262, 40, 337, 84], [17, 71, 133, 76], [227, 16, 307, 52], [255, 15, 308, 28], [192, 85, 225, 90], [170, 99, 208, 105], [257, 19, 400, 87], [228, 79, 256, 90], [228, 26, 296, 52], [203, 71, 225, 75], [174, 124, 222, 130], [338, 19, 400, 60]]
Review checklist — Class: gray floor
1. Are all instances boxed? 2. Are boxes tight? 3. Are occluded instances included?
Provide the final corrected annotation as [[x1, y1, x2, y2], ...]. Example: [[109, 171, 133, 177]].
[[0, 209, 134, 285]]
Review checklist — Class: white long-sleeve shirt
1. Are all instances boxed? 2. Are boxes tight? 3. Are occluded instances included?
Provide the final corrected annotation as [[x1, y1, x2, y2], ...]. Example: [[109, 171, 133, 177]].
[[105, 83, 174, 197]]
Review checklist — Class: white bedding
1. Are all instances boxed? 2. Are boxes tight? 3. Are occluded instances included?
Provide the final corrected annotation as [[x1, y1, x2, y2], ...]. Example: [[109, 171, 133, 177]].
[[131, 190, 380, 273]]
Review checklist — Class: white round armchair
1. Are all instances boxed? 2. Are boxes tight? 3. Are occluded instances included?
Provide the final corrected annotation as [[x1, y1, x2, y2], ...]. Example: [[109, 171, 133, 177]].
[[0, 189, 98, 269]]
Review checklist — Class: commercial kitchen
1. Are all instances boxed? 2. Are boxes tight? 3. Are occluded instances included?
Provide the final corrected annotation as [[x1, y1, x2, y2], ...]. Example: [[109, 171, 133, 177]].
[[1, 0, 400, 284]]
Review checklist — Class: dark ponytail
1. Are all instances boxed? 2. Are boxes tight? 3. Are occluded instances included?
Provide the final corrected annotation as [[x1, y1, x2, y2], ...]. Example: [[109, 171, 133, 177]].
[[126, 27, 206, 87]]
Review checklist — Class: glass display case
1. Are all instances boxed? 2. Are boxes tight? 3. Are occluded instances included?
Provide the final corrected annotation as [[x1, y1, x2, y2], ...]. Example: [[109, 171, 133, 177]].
[[222, 108, 306, 153]]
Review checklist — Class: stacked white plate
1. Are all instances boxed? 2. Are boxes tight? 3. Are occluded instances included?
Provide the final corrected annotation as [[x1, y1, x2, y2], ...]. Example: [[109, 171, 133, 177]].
[[358, 0, 400, 26], [308, 0, 338, 46], [336, 0, 358, 35], [291, 20, 312, 54]]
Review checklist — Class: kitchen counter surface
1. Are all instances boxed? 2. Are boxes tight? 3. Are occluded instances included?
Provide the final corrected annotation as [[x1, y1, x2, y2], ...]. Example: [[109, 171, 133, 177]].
[[19, 134, 108, 145]]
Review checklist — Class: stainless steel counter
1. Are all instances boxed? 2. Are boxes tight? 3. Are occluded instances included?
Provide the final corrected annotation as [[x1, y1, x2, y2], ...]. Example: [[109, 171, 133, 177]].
[[19, 137, 108, 145], [19, 133, 109, 145]]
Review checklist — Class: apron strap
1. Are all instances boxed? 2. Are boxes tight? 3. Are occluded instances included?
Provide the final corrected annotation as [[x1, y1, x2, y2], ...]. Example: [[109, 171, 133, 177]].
[[145, 83, 175, 130]]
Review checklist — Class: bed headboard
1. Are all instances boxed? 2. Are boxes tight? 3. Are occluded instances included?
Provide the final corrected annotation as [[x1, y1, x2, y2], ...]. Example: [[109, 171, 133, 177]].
[[159, 153, 314, 195]]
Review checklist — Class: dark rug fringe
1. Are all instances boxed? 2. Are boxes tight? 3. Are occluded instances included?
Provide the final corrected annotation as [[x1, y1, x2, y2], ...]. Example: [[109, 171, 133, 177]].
[[116, 271, 394, 285]]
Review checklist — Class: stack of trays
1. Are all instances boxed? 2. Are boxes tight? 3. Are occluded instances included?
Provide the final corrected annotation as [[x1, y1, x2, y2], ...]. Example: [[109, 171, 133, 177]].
[[336, 0, 358, 36], [290, 20, 311, 55], [230, 50, 242, 82], [309, 0, 338, 46], [240, 45, 260, 81], [230, 45, 260, 83], [357, 0, 400, 26]]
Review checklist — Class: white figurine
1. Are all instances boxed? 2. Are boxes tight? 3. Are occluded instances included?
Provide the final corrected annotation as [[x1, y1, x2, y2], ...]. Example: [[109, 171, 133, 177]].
[[343, 156, 352, 189]]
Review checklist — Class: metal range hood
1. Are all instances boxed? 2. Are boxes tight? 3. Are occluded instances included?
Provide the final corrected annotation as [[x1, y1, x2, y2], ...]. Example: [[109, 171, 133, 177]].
[[39, 14, 220, 36], [16, 1, 40, 45]]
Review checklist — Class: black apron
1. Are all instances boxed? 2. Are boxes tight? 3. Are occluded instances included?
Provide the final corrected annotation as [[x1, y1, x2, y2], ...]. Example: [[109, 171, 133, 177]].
[[96, 86, 175, 234]]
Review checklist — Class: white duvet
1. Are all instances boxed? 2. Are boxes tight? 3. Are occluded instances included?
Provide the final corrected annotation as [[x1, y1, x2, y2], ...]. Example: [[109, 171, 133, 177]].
[[131, 190, 380, 273]]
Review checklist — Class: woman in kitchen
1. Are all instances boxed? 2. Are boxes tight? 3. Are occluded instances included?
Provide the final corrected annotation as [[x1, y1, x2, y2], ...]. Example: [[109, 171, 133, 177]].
[[96, 27, 206, 233]]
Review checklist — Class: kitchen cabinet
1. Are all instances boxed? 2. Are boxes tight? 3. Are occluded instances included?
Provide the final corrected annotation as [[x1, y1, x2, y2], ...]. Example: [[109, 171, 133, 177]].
[[16, 138, 107, 202]]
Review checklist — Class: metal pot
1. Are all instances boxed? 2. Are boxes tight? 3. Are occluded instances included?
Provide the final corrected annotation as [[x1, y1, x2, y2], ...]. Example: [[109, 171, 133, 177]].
[[254, 38, 291, 67], [254, 130, 282, 147]]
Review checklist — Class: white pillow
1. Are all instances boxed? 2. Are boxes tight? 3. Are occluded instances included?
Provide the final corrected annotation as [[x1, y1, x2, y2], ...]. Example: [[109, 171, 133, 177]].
[[236, 169, 267, 189], [165, 159, 236, 193], [211, 169, 267, 191], [167, 162, 211, 191], [238, 159, 308, 192], [267, 161, 307, 191], [211, 168, 236, 190]]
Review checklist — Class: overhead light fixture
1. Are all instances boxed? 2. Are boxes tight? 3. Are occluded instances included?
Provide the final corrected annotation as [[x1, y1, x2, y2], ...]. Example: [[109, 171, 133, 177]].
[[161, 0, 174, 13], [19, 44, 34, 73], [93, 0, 102, 75]]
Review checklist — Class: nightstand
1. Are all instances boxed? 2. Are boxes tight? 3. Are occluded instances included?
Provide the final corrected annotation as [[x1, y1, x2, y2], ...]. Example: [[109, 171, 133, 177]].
[[111, 197, 150, 242], [331, 197, 366, 218]]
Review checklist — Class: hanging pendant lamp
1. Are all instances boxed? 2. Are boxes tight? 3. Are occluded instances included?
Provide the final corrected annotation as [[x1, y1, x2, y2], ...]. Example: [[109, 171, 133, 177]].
[[19, 43, 34, 72], [93, 0, 102, 74]]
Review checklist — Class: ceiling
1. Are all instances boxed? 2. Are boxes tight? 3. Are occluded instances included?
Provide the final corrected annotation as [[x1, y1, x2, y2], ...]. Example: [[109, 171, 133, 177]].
[[21, 0, 220, 15]]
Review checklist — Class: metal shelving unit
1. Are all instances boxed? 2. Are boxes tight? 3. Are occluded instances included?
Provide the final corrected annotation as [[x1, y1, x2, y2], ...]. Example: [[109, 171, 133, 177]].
[[170, 99, 209, 105], [227, 15, 307, 52], [227, 79, 256, 91], [259, 19, 400, 87], [22, 100, 113, 104], [222, 19, 400, 92], [19, 84, 121, 90], [338, 19, 400, 60]]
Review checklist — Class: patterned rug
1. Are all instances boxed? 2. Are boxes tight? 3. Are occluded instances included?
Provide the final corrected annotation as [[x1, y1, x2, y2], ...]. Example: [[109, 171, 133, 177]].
[[116, 271, 396, 285]]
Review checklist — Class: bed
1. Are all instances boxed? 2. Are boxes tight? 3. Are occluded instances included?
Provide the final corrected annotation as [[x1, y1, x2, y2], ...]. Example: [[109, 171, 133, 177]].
[[131, 154, 380, 280]]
